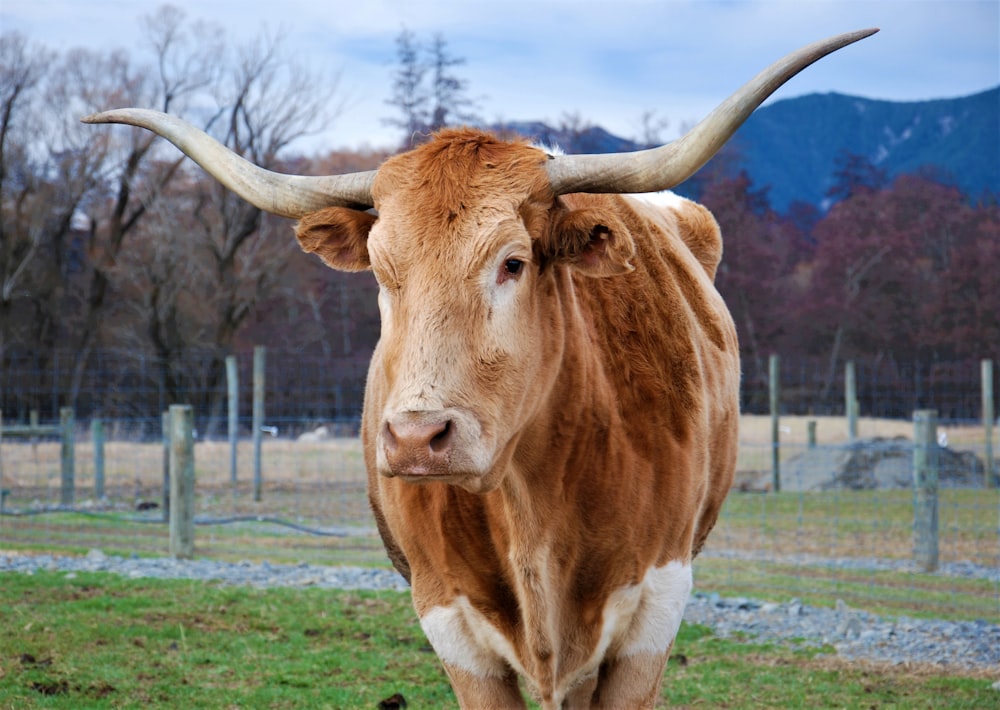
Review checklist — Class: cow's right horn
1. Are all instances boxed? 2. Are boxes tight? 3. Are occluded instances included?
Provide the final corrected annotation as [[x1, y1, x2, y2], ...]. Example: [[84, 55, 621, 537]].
[[81, 109, 376, 217], [545, 28, 879, 196]]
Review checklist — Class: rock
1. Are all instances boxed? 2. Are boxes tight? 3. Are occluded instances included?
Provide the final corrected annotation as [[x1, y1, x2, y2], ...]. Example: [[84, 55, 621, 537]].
[[837, 614, 863, 639]]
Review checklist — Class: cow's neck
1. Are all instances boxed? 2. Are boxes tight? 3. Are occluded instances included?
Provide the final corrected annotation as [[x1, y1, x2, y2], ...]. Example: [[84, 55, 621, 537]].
[[484, 266, 626, 686]]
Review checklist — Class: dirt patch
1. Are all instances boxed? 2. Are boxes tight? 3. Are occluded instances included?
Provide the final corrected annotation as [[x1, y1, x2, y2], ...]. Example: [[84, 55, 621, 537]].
[[745, 437, 988, 492]]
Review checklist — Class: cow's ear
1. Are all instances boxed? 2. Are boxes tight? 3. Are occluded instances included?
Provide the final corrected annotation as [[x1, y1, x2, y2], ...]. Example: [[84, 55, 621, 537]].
[[548, 208, 635, 278], [295, 207, 375, 272]]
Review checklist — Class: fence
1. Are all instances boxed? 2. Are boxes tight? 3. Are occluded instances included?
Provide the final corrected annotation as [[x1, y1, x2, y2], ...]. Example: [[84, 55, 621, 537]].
[[2, 348, 996, 428], [1, 354, 997, 621]]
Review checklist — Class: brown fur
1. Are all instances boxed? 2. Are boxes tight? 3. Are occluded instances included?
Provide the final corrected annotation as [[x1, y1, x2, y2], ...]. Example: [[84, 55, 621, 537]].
[[294, 128, 739, 708]]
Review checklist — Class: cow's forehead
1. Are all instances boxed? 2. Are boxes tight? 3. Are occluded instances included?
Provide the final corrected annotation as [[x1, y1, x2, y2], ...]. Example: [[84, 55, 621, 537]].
[[372, 129, 552, 220], [368, 130, 554, 269]]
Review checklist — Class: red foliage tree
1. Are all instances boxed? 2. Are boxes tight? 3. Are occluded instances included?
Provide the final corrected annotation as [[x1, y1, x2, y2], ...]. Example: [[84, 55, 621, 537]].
[[701, 171, 806, 380]]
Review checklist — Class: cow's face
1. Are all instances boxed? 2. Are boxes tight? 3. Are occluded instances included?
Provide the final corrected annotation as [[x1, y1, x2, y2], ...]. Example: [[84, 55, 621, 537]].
[[295, 130, 635, 493]]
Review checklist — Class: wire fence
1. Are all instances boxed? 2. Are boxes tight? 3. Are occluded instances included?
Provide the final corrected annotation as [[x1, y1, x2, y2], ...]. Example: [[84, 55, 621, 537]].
[[2, 348, 995, 429], [1, 361, 998, 621]]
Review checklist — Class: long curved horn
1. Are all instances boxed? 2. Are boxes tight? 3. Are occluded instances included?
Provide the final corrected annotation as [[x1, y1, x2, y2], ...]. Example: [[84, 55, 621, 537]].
[[81, 109, 375, 217], [545, 28, 878, 196]]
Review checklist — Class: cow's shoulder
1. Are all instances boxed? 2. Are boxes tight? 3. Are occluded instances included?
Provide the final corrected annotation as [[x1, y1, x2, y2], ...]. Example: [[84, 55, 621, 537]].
[[626, 191, 723, 281]]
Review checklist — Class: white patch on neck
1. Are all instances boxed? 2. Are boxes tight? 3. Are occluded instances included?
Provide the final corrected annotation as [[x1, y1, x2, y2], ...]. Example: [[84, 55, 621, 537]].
[[627, 190, 689, 213]]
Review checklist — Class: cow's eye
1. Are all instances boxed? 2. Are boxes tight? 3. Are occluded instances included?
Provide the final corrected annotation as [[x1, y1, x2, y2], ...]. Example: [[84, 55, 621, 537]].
[[497, 258, 524, 285]]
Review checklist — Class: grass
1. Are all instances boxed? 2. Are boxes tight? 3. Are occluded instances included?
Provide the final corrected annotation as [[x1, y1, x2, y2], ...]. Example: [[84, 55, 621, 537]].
[[693, 556, 997, 622], [0, 571, 994, 709], [713, 487, 997, 563]]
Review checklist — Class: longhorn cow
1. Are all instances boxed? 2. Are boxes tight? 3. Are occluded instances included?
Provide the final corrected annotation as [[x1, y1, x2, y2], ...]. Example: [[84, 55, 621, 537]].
[[85, 29, 876, 709]]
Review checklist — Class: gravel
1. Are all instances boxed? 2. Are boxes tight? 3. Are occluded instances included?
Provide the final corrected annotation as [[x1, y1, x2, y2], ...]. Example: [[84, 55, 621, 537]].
[[2, 549, 998, 673]]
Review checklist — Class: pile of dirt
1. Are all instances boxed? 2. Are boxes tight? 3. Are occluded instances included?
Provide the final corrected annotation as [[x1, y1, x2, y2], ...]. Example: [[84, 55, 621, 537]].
[[778, 437, 987, 492]]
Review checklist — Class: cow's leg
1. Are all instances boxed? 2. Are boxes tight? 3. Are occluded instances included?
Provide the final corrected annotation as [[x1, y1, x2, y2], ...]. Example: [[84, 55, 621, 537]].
[[584, 560, 691, 708], [588, 647, 672, 709], [441, 664, 526, 709], [560, 670, 599, 709], [420, 599, 526, 708]]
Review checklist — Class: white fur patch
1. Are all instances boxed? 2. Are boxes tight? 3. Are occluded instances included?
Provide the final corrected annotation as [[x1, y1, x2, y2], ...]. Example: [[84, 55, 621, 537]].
[[616, 560, 692, 656], [420, 596, 522, 678], [589, 560, 692, 661], [628, 190, 689, 213], [419, 561, 692, 688]]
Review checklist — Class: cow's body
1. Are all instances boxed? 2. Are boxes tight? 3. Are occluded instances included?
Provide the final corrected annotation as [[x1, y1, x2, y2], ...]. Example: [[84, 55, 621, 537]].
[[301, 131, 738, 707], [83, 28, 875, 708]]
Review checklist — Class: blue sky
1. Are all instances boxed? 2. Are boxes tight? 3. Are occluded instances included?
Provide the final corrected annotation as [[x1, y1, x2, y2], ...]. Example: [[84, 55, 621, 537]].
[[4, 0, 998, 151]]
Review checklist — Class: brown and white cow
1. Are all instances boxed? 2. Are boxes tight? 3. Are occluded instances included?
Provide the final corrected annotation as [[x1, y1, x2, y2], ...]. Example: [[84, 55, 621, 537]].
[[85, 30, 875, 708]]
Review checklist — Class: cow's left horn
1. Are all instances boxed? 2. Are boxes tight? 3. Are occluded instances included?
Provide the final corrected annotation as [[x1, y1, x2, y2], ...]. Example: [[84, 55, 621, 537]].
[[545, 28, 878, 196], [81, 109, 376, 217]]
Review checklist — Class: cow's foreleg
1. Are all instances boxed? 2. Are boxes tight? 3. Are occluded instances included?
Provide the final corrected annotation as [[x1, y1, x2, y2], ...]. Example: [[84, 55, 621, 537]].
[[442, 664, 526, 709], [586, 648, 672, 709]]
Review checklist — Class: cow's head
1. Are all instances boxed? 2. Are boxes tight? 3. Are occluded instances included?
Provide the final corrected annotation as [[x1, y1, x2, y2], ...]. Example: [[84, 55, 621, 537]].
[[81, 29, 876, 493], [295, 130, 640, 491]]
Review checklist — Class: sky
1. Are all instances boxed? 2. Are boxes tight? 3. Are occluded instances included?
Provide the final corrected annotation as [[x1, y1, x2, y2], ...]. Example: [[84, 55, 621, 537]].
[[3, 0, 998, 153]]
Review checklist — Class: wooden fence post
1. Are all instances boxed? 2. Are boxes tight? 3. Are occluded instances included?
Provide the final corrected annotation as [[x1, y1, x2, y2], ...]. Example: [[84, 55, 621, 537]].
[[169, 404, 195, 559], [161, 411, 170, 522], [59, 407, 74, 506], [227, 355, 239, 487], [845, 360, 858, 441], [769, 353, 780, 493], [0, 411, 5, 512], [807, 420, 817, 449], [912, 409, 939, 572], [91, 418, 105, 500], [983, 359, 995, 488], [253, 346, 265, 502]]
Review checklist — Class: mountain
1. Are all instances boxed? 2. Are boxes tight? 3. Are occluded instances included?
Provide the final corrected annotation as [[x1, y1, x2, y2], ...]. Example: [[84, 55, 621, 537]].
[[728, 88, 999, 212], [498, 88, 999, 214]]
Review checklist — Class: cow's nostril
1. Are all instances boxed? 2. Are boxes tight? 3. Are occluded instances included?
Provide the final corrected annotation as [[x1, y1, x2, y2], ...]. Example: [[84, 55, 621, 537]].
[[430, 420, 453, 453], [383, 420, 399, 451]]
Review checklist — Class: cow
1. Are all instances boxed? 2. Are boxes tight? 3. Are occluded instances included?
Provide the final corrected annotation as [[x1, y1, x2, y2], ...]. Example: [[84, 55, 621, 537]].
[[85, 29, 876, 709]]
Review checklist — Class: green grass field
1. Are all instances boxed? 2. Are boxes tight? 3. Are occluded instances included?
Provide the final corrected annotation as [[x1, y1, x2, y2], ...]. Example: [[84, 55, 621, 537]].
[[4, 483, 997, 621], [0, 571, 994, 709], [2, 415, 997, 706]]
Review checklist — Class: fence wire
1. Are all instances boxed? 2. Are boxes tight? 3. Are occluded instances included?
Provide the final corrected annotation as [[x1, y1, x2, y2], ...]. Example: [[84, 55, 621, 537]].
[[1, 413, 997, 620]]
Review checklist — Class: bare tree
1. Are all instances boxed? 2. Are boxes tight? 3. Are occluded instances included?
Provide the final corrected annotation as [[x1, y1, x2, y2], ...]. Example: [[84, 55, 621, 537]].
[[0, 32, 55, 364], [63, 6, 224, 407], [164, 29, 334, 433]]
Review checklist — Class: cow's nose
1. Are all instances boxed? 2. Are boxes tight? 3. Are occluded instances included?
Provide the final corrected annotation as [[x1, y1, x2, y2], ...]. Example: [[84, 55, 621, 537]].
[[383, 415, 454, 475]]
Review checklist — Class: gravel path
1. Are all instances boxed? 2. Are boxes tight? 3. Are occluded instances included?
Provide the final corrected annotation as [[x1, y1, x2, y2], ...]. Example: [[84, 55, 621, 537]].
[[2, 549, 998, 674]]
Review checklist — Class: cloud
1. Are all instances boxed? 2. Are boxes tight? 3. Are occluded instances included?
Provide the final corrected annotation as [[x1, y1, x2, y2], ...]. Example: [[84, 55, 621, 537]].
[[3, 0, 997, 151]]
